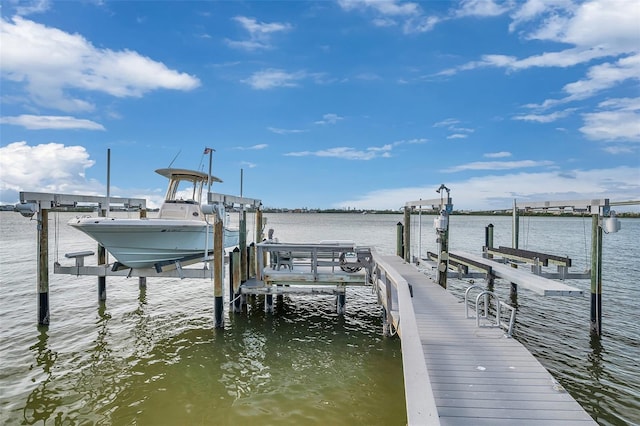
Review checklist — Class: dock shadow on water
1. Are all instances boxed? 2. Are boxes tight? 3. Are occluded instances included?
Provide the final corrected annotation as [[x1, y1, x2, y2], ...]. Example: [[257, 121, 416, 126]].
[[9, 289, 406, 425]]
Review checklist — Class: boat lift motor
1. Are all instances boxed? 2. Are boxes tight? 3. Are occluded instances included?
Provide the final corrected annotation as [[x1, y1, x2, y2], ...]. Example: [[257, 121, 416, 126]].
[[602, 211, 621, 234], [16, 202, 38, 218]]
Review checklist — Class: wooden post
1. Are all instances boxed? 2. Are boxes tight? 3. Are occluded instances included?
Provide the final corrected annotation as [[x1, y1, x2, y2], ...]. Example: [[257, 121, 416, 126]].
[[98, 208, 107, 301], [139, 209, 147, 289], [240, 210, 247, 282], [590, 212, 603, 335], [37, 207, 49, 326], [403, 207, 411, 262], [255, 208, 263, 243], [396, 222, 404, 258], [512, 200, 519, 249], [437, 212, 449, 289], [336, 291, 346, 315], [214, 215, 224, 328], [231, 248, 242, 312], [484, 224, 494, 259], [511, 203, 519, 298], [249, 243, 256, 278]]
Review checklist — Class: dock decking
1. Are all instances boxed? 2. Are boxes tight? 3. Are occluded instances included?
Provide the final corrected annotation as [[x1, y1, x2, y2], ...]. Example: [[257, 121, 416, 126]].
[[380, 255, 596, 425]]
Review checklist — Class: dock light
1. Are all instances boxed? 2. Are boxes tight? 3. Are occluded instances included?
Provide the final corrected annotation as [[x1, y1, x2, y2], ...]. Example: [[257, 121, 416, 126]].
[[16, 202, 38, 218], [602, 211, 621, 234]]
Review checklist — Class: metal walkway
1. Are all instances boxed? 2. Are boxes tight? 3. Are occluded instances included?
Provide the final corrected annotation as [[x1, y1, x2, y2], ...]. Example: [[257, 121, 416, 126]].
[[378, 255, 596, 426]]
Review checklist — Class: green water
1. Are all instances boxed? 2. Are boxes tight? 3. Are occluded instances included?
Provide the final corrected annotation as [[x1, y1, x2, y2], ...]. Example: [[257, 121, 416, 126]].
[[2, 212, 639, 425]]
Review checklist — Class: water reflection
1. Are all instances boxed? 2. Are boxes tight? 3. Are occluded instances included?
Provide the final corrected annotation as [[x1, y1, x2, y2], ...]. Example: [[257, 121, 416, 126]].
[[23, 327, 59, 424]]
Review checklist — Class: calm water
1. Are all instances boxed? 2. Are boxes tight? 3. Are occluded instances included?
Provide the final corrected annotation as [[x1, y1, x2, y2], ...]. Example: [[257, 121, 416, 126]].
[[0, 212, 638, 425]]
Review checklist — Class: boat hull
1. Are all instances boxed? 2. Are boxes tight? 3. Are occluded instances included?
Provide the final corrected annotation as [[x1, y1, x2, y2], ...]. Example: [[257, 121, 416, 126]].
[[68, 217, 239, 268]]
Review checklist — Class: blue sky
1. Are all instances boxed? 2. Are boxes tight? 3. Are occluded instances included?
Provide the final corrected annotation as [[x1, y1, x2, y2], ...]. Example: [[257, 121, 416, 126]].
[[1, 0, 638, 211]]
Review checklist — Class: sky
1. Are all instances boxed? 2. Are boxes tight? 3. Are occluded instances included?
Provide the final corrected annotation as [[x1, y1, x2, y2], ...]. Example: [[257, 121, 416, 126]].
[[1, 0, 639, 211]]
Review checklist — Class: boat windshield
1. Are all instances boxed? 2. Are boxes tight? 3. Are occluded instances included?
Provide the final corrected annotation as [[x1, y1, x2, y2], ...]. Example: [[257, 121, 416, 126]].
[[165, 176, 204, 204]]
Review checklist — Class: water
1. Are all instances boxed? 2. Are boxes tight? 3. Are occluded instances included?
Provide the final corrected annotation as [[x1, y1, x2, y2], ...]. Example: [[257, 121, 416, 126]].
[[0, 212, 638, 425]]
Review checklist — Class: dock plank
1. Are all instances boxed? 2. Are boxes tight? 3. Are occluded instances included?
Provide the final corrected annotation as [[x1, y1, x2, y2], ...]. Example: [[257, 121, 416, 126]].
[[378, 255, 596, 425]]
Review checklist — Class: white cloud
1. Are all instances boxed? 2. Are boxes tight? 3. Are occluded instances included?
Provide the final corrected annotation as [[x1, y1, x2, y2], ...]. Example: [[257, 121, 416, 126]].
[[285, 144, 393, 160], [580, 103, 640, 143], [234, 144, 269, 150], [242, 69, 306, 89], [14, 0, 51, 16], [335, 166, 640, 211], [0, 141, 96, 199], [0, 141, 171, 208], [338, 0, 439, 34], [314, 113, 344, 125], [433, 118, 460, 128], [444, 160, 555, 172], [226, 16, 292, 51], [579, 98, 640, 142], [443, 1, 640, 76], [447, 134, 468, 140], [0, 16, 200, 112], [0, 114, 105, 130], [513, 109, 576, 123], [455, 0, 511, 18], [484, 151, 512, 158], [267, 127, 307, 135]]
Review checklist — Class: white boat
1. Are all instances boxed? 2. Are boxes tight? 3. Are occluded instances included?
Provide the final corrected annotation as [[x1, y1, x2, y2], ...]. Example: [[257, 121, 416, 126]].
[[69, 168, 239, 269]]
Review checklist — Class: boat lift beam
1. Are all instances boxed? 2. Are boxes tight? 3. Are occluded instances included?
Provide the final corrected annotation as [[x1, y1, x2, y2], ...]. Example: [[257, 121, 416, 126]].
[[19, 191, 147, 210], [208, 192, 261, 208]]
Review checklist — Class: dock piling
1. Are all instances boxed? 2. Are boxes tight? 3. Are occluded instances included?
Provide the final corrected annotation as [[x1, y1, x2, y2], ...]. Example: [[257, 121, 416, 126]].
[[590, 212, 603, 335], [213, 213, 224, 328], [98, 208, 107, 301], [37, 207, 49, 326], [396, 222, 404, 258]]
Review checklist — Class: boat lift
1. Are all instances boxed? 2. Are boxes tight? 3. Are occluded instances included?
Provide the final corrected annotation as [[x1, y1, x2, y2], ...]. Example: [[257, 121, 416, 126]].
[[16, 190, 261, 328]]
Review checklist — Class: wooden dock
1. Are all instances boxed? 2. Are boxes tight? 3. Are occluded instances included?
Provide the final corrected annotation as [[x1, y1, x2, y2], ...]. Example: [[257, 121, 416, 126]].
[[378, 255, 596, 425]]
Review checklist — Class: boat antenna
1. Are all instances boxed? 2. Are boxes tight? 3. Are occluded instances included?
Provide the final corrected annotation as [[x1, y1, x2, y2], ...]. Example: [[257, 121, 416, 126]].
[[167, 149, 181, 168]]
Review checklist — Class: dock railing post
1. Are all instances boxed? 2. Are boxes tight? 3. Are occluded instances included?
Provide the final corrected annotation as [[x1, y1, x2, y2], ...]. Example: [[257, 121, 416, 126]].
[[214, 213, 224, 328], [37, 206, 50, 326]]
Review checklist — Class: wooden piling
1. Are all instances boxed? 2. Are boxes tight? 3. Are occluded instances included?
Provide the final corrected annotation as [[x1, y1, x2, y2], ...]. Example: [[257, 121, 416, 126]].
[[139, 210, 147, 289], [231, 248, 242, 312], [336, 292, 346, 314], [37, 207, 49, 326], [590, 213, 603, 335], [512, 200, 519, 249], [437, 212, 449, 289], [239, 210, 247, 282], [403, 207, 411, 263], [396, 222, 404, 258], [98, 208, 107, 301], [484, 224, 494, 259], [214, 215, 224, 328]]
